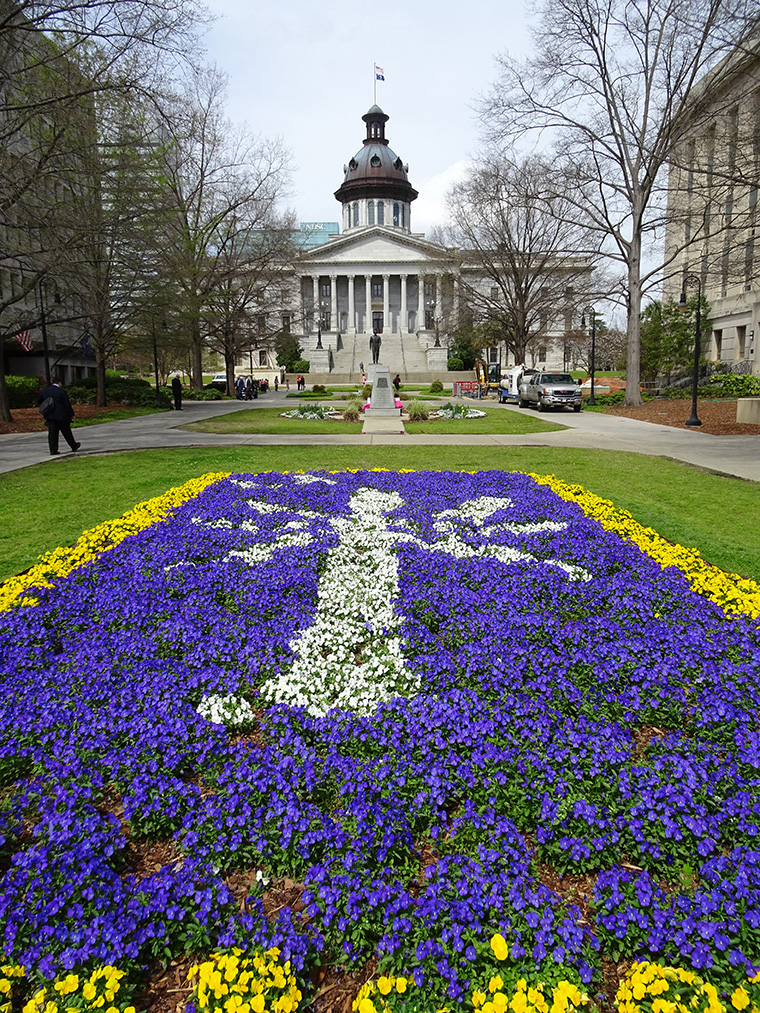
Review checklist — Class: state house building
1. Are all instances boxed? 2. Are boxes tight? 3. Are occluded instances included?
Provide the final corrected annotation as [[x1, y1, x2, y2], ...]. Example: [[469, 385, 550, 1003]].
[[268, 105, 580, 380]]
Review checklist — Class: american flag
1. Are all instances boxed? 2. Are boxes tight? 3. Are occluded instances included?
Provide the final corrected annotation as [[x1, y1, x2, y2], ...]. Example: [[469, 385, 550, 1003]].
[[16, 329, 33, 352], [375, 65, 384, 81]]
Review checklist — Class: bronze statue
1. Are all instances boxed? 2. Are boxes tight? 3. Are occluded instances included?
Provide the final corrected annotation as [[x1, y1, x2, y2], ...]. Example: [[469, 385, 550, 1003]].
[[369, 331, 382, 364]]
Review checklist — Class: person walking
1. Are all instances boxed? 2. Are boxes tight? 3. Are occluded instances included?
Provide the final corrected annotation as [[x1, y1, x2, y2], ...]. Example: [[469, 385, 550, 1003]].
[[37, 375, 81, 456], [274, 377, 279, 392], [235, 376, 245, 400], [285, 378, 290, 391], [171, 375, 183, 410], [393, 373, 401, 393]]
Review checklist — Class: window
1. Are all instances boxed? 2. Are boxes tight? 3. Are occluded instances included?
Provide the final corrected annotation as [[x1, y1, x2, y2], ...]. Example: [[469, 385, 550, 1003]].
[[714, 330, 723, 359], [488, 346, 498, 363], [745, 238, 755, 291], [281, 314, 291, 332], [377, 201, 385, 225], [320, 309, 330, 330], [368, 200, 375, 226], [258, 349, 267, 367], [490, 286, 499, 300], [425, 310, 435, 330], [424, 281, 435, 298], [372, 311, 383, 333], [371, 280, 383, 299], [256, 314, 266, 335], [737, 325, 747, 359], [321, 281, 330, 297], [393, 203, 400, 226], [539, 345, 547, 361], [401, 204, 405, 227], [352, 202, 359, 226]]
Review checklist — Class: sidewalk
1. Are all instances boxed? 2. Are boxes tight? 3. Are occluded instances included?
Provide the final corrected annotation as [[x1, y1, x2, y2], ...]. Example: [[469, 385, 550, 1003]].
[[1, 393, 759, 481]]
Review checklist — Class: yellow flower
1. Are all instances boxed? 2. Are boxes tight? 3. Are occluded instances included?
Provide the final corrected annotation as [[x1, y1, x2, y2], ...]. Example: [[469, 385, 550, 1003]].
[[490, 933, 509, 961], [490, 976, 504, 994], [395, 978, 407, 994], [377, 976, 394, 996]]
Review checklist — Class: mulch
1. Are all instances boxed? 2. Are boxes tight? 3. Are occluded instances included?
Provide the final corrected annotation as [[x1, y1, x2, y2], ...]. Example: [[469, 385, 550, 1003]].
[[602, 397, 760, 435], [0, 404, 127, 434]]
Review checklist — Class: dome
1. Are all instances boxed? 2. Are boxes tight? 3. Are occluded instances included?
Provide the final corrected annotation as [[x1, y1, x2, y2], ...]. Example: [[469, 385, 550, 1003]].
[[334, 106, 418, 206]]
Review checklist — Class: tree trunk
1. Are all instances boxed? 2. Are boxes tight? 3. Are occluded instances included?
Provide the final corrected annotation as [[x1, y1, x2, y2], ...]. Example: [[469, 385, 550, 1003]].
[[625, 225, 644, 407], [95, 341, 107, 408], [0, 338, 13, 423], [191, 319, 203, 391]]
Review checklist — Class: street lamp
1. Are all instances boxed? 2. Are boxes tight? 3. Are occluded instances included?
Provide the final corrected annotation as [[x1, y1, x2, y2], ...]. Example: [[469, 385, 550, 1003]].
[[580, 307, 597, 406], [316, 299, 328, 349], [679, 275, 702, 428]]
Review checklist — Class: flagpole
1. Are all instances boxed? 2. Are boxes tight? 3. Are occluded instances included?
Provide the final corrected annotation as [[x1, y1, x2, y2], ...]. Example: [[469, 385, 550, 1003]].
[[373, 63, 376, 105]]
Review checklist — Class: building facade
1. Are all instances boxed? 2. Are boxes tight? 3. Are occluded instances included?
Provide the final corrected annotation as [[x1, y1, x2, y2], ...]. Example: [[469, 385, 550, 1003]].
[[664, 44, 760, 373], [258, 105, 586, 380]]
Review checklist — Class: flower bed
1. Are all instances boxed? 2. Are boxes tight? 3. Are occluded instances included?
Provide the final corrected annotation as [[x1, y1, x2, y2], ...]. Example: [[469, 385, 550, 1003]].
[[428, 404, 487, 420], [279, 405, 343, 421], [1, 469, 759, 1012]]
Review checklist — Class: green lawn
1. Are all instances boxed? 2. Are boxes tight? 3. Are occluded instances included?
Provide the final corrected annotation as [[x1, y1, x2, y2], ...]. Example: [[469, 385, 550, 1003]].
[[2, 446, 759, 583], [71, 407, 168, 427], [181, 406, 565, 436]]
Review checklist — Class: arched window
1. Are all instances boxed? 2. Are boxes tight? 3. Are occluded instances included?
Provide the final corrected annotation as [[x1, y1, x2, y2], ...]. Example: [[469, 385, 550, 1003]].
[[368, 200, 375, 225], [401, 204, 406, 227], [393, 203, 399, 226], [377, 201, 385, 225], [352, 202, 359, 227]]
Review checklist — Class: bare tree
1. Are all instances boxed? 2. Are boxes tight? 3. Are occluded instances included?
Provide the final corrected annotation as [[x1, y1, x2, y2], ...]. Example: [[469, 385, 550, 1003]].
[[482, 0, 759, 404], [154, 66, 295, 390], [442, 153, 597, 364], [0, 0, 205, 421]]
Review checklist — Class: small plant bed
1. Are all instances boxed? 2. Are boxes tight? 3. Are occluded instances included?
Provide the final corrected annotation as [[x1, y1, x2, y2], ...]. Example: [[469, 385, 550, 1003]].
[[405, 405, 566, 435], [429, 403, 487, 420], [280, 404, 344, 421]]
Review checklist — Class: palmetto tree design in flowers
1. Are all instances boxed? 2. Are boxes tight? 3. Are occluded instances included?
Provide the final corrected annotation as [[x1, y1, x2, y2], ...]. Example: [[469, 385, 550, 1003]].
[[190, 477, 591, 716]]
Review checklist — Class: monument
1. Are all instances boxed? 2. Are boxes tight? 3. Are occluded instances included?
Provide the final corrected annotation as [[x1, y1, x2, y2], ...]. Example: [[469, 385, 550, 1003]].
[[362, 364, 405, 435]]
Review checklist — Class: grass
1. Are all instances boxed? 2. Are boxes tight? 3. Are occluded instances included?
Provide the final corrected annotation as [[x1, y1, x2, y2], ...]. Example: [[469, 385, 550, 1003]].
[[2, 446, 760, 584], [180, 406, 565, 436], [71, 407, 167, 427]]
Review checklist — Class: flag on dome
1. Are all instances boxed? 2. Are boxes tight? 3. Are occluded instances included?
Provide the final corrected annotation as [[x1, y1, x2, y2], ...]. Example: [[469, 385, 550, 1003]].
[[375, 64, 384, 81]]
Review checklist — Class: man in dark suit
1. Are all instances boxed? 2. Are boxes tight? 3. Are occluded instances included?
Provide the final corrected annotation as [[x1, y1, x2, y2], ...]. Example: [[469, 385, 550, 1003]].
[[37, 375, 81, 456]]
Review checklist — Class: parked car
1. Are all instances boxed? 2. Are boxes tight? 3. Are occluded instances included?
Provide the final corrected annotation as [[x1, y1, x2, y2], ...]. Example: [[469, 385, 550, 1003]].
[[518, 372, 582, 412], [209, 372, 228, 390]]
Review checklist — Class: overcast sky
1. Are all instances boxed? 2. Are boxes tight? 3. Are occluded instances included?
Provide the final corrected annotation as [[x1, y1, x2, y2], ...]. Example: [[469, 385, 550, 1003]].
[[201, 0, 531, 234]]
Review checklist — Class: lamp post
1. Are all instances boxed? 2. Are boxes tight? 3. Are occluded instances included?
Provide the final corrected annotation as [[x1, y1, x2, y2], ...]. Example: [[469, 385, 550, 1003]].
[[580, 307, 597, 406], [679, 275, 702, 428], [316, 299, 327, 350]]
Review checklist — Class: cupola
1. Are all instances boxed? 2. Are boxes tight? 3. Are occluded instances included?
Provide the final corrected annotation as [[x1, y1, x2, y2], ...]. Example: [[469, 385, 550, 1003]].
[[335, 106, 418, 233]]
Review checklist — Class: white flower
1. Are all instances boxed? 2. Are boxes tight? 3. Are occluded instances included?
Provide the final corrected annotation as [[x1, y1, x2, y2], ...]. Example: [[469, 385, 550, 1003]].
[[197, 693, 256, 727]]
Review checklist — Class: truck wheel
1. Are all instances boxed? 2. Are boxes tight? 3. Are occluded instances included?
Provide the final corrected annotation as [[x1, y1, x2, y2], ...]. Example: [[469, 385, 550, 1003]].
[[519, 397, 530, 408], [573, 405, 582, 413], [537, 400, 547, 412]]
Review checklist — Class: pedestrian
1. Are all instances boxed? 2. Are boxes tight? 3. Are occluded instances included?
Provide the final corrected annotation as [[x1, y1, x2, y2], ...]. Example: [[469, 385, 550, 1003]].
[[285, 378, 290, 391], [393, 373, 401, 393], [235, 376, 245, 400], [37, 375, 81, 456], [274, 377, 279, 392], [171, 375, 183, 410], [245, 376, 254, 400]]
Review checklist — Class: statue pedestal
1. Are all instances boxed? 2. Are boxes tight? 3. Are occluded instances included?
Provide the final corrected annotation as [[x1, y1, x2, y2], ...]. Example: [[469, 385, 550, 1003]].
[[363, 364, 405, 434], [309, 347, 330, 373]]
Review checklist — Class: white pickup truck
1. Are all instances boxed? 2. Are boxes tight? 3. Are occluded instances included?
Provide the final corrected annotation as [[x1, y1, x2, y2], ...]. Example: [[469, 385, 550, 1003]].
[[518, 372, 583, 412]]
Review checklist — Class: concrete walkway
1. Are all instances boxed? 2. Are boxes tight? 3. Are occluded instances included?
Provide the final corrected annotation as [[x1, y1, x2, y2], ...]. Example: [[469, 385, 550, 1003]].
[[1, 391, 759, 481]]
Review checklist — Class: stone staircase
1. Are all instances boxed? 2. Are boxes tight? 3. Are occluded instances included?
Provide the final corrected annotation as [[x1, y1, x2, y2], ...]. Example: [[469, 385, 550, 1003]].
[[307, 330, 434, 384]]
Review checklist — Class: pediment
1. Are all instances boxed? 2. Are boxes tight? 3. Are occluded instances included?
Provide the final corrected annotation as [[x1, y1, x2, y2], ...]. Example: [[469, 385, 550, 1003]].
[[296, 227, 455, 270]]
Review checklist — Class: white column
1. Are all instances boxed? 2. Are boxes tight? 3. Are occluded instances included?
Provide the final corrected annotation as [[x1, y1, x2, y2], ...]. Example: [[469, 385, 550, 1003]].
[[418, 273, 426, 330], [330, 275, 338, 331], [452, 274, 460, 323], [400, 274, 407, 335], [348, 275, 356, 332], [312, 276, 320, 331], [365, 275, 372, 333], [383, 274, 390, 333], [435, 273, 441, 319]]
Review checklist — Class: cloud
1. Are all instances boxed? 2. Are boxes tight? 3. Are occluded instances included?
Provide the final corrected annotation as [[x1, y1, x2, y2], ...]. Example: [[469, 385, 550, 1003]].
[[412, 160, 473, 235]]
